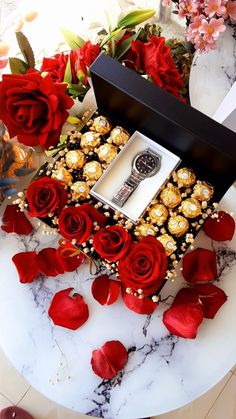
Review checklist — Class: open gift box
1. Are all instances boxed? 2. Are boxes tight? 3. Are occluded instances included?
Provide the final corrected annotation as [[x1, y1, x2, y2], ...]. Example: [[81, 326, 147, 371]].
[[27, 53, 236, 301]]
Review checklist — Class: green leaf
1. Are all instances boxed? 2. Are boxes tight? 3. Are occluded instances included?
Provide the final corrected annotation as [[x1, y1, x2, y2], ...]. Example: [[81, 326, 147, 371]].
[[9, 57, 29, 74], [110, 38, 116, 57], [117, 9, 156, 29], [67, 116, 81, 125], [115, 29, 141, 60], [60, 27, 85, 50], [105, 10, 112, 33], [77, 69, 85, 84], [100, 27, 123, 47], [15, 31, 35, 68], [63, 57, 72, 84]]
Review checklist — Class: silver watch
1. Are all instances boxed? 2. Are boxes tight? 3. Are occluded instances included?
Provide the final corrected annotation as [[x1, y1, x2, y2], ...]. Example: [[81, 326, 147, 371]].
[[112, 148, 161, 207]]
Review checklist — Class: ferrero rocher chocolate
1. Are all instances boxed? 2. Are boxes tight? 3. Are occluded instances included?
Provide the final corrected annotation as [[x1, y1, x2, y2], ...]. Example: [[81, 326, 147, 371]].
[[149, 203, 169, 226], [157, 234, 177, 256], [65, 150, 86, 170], [51, 167, 72, 185], [83, 161, 103, 181], [175, 168, 196, 188], [168, 215, 189, 237], [71, 181, 90, 200], [135, 223, 156, 237], [160, 184, 182, 209], [192, 181, 214, 202], [109, 126, 130, 146], [92, 116, 111, 134], [80, 132, 101, 150], [97, 144, 118, 163], [180, 198, 201, 218]]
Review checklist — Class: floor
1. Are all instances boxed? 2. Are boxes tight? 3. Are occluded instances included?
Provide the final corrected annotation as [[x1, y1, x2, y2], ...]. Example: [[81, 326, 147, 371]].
[[0, 348, 235, 419]]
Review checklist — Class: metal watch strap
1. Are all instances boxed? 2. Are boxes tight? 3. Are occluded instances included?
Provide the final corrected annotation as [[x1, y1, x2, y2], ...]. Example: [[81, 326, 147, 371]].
[[112, 172, 142, 207]]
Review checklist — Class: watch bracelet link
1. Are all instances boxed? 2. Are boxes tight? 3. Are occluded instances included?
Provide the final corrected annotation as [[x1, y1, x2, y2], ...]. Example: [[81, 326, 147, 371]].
[[112, 173, 142, 206]]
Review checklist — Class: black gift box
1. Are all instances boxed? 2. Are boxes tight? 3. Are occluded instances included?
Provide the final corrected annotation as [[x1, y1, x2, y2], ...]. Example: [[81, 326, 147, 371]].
[[90, 53, 236, 201]]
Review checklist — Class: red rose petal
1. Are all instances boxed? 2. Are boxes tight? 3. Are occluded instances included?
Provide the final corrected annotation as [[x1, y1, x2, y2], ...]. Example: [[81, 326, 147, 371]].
[[92, 275, 120, 305], [80, 203, 107, 228], [193, 284, 227, 319], [182, 248, 217, 284], [122, 288, 158, 314], [12, 251, 40, 283], [56, 242, 85, 272], [37, 248, 64, 277], [163, 288, 204, 339], [1, 205, 33, 235], [48, 288, 89, 330], [91, 340, 128, 379], [203, 211, 235, 241]]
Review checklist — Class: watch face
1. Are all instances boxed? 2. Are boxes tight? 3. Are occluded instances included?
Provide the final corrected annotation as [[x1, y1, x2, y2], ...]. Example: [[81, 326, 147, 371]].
[[135, 152, 159, 175]]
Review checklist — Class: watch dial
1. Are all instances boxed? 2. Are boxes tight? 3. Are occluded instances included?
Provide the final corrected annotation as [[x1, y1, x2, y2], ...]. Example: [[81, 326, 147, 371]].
[[135, 153, 159, 175]]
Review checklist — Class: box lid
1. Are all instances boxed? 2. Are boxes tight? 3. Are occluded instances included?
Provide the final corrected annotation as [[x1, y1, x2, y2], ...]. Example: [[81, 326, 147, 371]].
[[90, 53, 236, 201]]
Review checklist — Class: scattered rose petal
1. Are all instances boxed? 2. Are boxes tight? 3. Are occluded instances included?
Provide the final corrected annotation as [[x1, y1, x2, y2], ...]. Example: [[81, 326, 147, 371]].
[[194, 284, 227, 319], [182, 248, 217, 283], [37, 248, 64, 277], [1, 205, 33, 235], [56, 242, 85, 272], [92, 275, 120, 305], [203, 211, 235, 241], [0, 59, 8, 69], [12, 251, 40, 283], [48, 288, 89, 330], [122, 287, 158, 314], [91, 340, 128, 379], [163, 288, 204, 339]]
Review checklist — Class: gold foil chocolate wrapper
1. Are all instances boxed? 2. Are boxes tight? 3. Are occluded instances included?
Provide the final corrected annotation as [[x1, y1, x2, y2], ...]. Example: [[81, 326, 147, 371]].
[[149, 203, 169, 225], [192, 181, 214, 202], [160, 184, 182, 208], [180, 198, 201, 218], [71, 181, 90, 200], [80, 132, 101, 150], [135, 223, 156, 237], [110, 126, 130, 146], [65, 150, 86, 170], [97, 143, 118, 163], [51, 167, 73, 185], [157, 234, 177, 256], [83, 161, 103, 181], [175, 168, 196, 188], [92, 116, 111, 134], [168, 215, 189, 237]]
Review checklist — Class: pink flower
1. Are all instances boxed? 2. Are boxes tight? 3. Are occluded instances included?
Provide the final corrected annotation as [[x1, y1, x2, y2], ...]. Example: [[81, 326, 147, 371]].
[[225, 0, 236, 20], [195, 34, 218, 52], [178, 0, 200, 17], [162, 0, 170, 5], [205, 0, 226, 17], [200, 17, 226, 43]]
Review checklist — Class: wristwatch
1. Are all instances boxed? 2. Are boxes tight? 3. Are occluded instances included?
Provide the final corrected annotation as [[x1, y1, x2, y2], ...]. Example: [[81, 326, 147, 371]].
[[112, 148, 161, 207]]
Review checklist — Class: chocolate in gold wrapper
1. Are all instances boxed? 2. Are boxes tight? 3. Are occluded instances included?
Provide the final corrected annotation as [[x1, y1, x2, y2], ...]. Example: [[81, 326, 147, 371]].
[[157, 234, 177, 256], [168, 215, 189, 237], [97, 144, 118, 163], [92, 116, 111, 134], [80, 132, 101, 150], [65, 150, 86, 170], [135, 223, 156, 237], [180, 198, 201, 218], [71, 181, 90, 200], [149, 203, 169, 225], [175, 168, 196, 188], [110, 126, 130, 146], [51, 167, 72, 185], [83, 161, 103, 181], [160, 184, 182, 208], [192, 181, 214, 202]]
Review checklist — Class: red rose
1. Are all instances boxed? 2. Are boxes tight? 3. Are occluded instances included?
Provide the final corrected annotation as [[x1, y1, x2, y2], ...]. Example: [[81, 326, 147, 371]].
[[93, 225, 132, 262], [76, 41, 100, 82], [0, 71, 73, 149], [27, 177, 68, 218], [203, 211, 235, 241], [130, 36, 183, 98], [91, 340, 128, 379], [163, 288, 204, 339], [40, 51, 78, 84], [182, 248, 217, 284], [58, 203, 106, 244], [118, 236, 168, 296]]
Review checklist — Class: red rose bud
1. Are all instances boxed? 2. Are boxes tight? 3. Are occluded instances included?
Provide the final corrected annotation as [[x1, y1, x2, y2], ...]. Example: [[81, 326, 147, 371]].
[[27, 177, 68, 218], [92, 275, 120, 306], [122, 287, 158, 315], [76, 41, 100, 83], [48, 288, 89, 330], [182, 248, 217, 284], [163, 288, 204, 339], [203, 211, 235, 241], [56, 242, 85, 272], [37, 248, 64, 277], [91, 340, 128, 379], [93, 225, 132, 262], [12, 251, 40, 283], [40, 51, 78, 83], [193, 284, 227, 319], [118, 236, 167, 296], [0, 71, 73, 149], [1, 204, 33, 235]]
